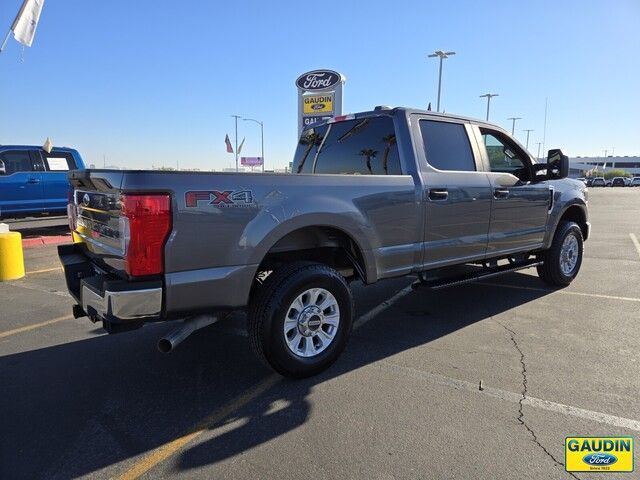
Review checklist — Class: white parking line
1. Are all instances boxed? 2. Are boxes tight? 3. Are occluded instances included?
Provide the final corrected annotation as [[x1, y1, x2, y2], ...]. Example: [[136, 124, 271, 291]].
[[630, 233, 640, 260], [10, 281, 71, 298], [116, 374, 280, 480], [477, 282, 640, 303], [0, 315, 73, 339], [380, 361, 640, 432]]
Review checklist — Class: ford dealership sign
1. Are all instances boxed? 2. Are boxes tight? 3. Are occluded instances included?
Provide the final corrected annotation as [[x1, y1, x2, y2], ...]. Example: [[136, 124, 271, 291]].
[[296, 69, 345, 137]]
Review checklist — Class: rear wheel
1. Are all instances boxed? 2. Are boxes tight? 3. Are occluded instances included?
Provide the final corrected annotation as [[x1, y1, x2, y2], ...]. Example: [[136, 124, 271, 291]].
[[536, 221, 583, 286], [248, 262, 353, 378]]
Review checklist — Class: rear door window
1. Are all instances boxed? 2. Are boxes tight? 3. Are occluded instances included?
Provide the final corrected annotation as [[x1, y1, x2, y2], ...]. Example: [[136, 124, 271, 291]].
[[419, 120, 475, 172], [41, 151, 76, 171], [0, 150, 33, 174]]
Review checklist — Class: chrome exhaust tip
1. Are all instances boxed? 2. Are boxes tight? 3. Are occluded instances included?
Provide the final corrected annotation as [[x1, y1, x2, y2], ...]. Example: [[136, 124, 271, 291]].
[[157, 314, 217, 353]]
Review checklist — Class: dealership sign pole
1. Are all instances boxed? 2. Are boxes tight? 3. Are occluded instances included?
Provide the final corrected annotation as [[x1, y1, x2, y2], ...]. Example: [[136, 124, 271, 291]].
[[296, 69, 345, 138]]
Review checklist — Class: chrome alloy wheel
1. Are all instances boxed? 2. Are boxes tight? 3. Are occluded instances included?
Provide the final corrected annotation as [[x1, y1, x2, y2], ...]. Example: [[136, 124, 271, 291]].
[[560, 234, 579, 276], [283, 288, 340, 358]]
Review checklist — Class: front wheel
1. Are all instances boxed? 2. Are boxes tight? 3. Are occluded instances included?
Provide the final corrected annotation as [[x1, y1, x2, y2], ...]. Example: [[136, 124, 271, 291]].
[[536, 221, 584, 287], [248, 262, 353, 378]]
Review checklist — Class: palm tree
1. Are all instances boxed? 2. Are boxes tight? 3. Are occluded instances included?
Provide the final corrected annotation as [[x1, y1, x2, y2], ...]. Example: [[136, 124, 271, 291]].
[[381, 134, 396, 174], [296, 132, 323, 173], [358, 148, 378, 174]]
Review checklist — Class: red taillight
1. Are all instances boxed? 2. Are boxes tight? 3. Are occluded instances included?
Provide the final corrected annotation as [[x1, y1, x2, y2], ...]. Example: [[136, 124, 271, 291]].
[[121, 194, 171, 277]]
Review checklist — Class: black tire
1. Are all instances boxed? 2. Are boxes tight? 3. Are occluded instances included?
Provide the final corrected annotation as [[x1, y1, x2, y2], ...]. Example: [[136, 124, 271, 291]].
[[247, 261, 353, 378], [536, 221, 583, 287]]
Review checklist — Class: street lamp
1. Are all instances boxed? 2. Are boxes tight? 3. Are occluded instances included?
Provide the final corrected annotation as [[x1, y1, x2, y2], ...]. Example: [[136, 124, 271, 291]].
[[479, 93, 498, 121], [522, 129, 534, 149], [243, 117, 264, 172], [507, 117, 522, 136], [428, 50, 456, 112], [536, 142, 543, 161], [231, 114, 242, 172]]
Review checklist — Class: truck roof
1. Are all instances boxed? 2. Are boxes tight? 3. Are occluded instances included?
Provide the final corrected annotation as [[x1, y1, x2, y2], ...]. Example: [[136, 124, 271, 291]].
[[307, 106, 509, 135], [0, 144, 79, 153]]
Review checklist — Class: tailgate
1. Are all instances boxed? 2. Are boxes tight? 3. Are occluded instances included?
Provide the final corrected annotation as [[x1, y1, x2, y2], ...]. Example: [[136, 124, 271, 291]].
[[68, 170, 127, 275]]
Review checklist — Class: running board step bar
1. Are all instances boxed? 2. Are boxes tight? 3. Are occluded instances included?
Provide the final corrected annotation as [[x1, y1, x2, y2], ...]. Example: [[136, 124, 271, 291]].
[[412, 260, 543, 291]]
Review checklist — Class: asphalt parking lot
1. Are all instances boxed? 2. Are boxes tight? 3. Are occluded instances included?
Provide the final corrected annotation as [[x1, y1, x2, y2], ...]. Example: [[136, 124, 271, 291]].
[[1, 189, 639, 479]]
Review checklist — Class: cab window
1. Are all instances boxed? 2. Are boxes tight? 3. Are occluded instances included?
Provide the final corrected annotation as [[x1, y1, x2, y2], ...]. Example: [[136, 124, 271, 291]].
[[292, 117, 401, 175], [42, 152, 76, 171], [313, 117, 401, 175], [292, 125, 328, 174], [481, 129, 531, 181], [0, 150, 33, 175]]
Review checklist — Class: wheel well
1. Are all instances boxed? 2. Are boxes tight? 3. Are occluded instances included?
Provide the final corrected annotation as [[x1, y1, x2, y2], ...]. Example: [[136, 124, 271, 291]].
[[558, 205, 588, 240], [256, 226, 367, 281]]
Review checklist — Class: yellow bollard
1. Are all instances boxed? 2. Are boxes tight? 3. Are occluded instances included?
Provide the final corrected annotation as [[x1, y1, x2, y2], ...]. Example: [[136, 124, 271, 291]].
[[0, 231, 25, 281]]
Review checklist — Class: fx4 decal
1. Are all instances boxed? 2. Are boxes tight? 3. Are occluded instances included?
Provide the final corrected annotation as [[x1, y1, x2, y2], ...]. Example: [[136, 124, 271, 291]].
[[185, 190, 254, 208]]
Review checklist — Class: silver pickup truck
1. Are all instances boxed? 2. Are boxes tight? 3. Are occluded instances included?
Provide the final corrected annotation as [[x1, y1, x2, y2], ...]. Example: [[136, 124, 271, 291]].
[[58, 107, 589, 377]]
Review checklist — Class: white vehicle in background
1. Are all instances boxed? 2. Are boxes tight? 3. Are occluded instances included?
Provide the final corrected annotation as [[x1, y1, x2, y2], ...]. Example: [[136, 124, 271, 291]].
[[630, 177, 640, 187]]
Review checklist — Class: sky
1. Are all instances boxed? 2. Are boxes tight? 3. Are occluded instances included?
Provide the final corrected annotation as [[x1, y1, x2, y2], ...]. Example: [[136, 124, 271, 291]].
[[0, 0, 639, 170]]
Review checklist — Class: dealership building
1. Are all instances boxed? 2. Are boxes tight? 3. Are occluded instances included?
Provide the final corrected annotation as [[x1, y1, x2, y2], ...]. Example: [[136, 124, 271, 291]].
[[569, 156, 640, 177]]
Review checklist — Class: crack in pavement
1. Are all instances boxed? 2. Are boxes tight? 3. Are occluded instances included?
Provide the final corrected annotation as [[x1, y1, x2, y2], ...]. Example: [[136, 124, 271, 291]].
[[497, 320, 581, 480]]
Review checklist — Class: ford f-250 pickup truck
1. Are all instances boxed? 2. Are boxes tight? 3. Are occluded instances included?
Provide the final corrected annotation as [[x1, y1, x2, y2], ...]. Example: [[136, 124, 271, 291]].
[[58, 107, 589, 378]]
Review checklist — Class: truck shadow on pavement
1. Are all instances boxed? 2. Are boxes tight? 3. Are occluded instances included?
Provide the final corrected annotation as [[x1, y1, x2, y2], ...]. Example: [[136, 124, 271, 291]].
[[0, 272, 556, 479]]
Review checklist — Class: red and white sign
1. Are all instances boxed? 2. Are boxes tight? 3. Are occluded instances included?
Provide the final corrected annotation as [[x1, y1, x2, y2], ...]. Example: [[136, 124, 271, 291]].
[[241, 156, 263, 166]]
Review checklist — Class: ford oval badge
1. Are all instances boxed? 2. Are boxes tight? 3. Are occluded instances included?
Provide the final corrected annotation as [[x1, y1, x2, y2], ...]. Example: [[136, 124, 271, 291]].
[[296, 70, 341, 91], [582, 453, 617, 466]]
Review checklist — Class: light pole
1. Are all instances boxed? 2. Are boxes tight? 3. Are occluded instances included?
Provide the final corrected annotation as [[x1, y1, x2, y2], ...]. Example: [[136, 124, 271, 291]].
[[243, 118, 264, 172], [231, 115, 242, 172], [536, 142, 543, 161], [522, 129, 534, 149], [428, 50, 455, 112], [479, 93, 498, 121], [507, 117, 522, 136]]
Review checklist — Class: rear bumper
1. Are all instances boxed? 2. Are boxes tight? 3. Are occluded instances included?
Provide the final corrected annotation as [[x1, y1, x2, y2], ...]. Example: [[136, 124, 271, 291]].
[[58, 243, 162, 325], [80, 279, 162, 321]]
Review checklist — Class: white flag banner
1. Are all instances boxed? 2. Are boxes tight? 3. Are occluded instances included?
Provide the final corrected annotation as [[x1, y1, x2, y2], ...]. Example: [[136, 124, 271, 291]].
[[12, 0, 45, 47]]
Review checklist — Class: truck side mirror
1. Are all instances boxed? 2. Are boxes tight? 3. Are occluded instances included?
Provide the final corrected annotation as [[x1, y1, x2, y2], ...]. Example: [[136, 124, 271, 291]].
[[547, 149, 568, 179], [0, 159, 6, 175]]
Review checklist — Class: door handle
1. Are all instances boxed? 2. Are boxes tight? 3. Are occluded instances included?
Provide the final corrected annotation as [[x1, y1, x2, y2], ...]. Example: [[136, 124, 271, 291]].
[[428, 188, 448, 201], [493, 188, 509, 199], [27, 177, 40, 184]]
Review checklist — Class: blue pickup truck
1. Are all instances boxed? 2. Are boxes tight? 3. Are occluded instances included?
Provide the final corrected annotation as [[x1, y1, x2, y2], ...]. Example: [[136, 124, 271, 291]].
[[0, 145, 85, 218]]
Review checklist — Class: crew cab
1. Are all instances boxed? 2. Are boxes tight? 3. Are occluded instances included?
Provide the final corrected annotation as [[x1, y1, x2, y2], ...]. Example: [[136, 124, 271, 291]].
[[0, 145, 85, 218], [58, 107, 589, 377]]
